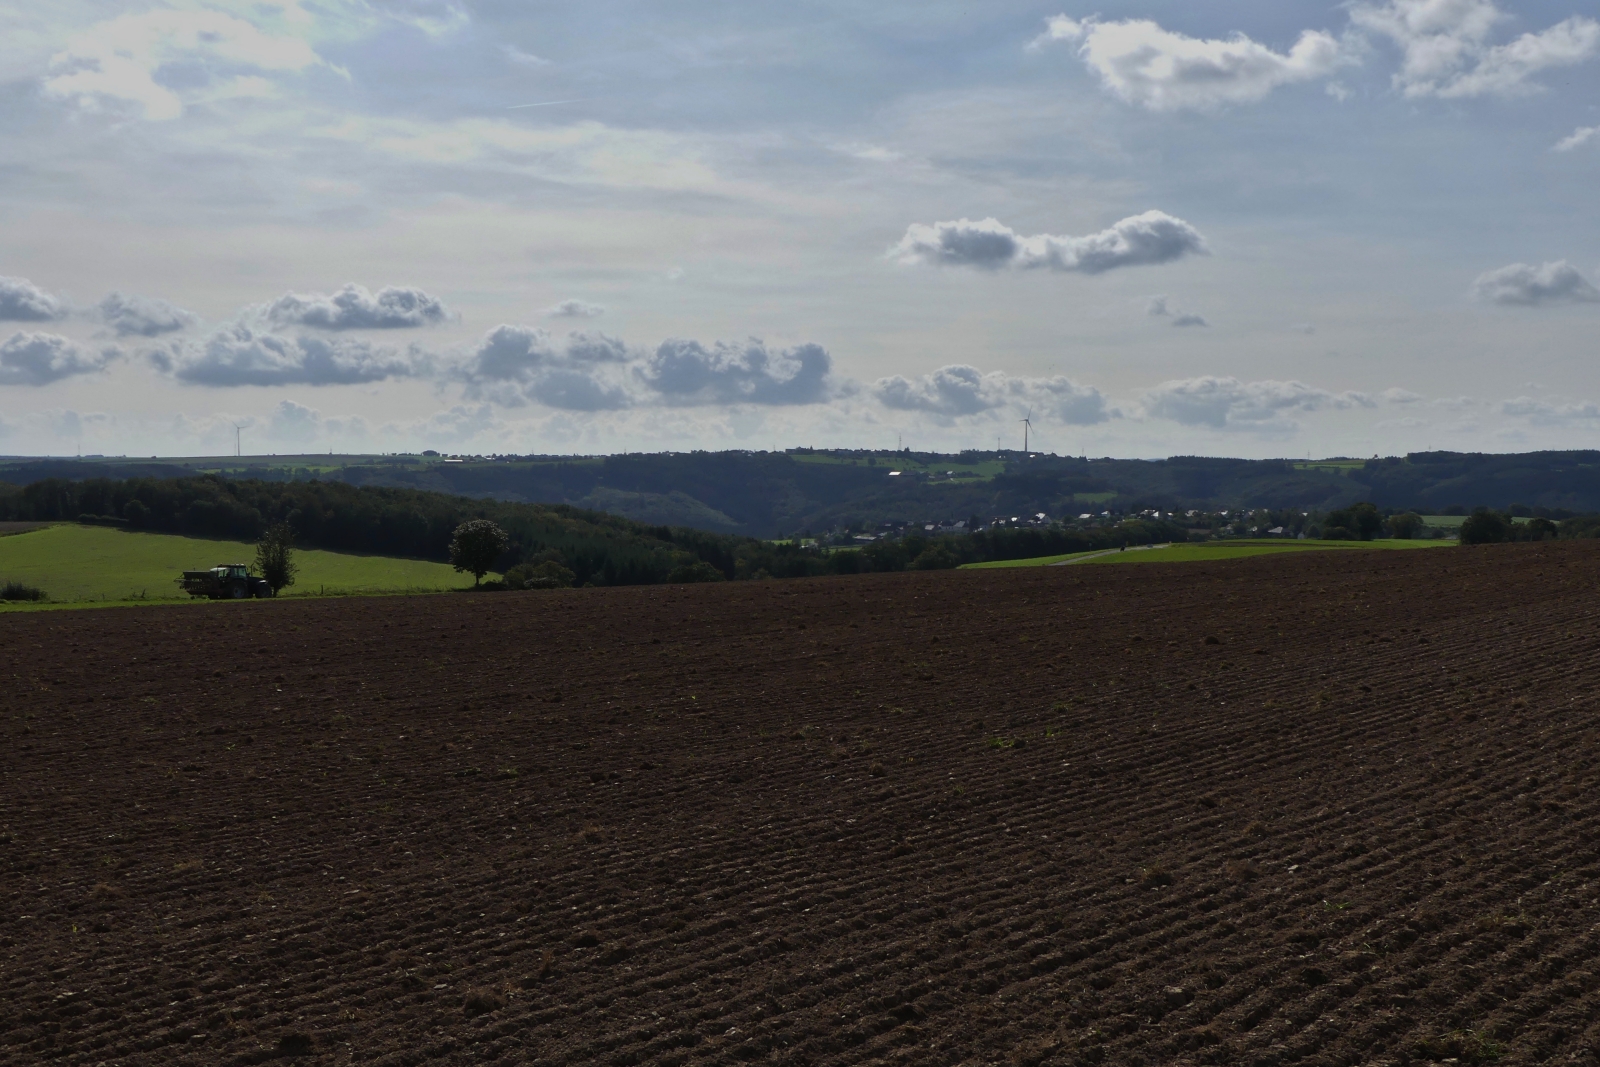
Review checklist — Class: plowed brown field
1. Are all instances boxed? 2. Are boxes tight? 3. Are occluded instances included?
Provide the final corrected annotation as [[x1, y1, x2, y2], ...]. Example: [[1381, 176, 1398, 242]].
[[6, 542, 1600, 1066]]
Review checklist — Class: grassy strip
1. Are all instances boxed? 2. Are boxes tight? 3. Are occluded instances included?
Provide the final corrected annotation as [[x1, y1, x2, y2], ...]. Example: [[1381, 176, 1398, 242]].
[[966, 538, 1450, 569], [960, 549, 1109, 569], [0, 524, 474, 609], [1090, 538, 1449, 565]]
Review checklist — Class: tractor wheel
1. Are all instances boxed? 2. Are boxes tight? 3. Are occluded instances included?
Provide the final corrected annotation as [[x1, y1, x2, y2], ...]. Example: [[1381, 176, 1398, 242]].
[[229, 581, 248, 599]]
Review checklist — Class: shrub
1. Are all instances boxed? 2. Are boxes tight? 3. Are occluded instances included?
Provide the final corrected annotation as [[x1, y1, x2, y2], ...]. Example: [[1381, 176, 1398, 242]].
[[1324, 502, 1382, 540], [911, 545, 958, 570], [0, 580, 45, 601], [666, 560, 725, 583], [1386, 511, 1424, 539], [504, 560, 576, 590], [1459, 508, 1512, 545]]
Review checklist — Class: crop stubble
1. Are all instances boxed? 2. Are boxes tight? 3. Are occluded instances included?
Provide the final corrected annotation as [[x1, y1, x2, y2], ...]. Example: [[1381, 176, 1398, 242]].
[[4, 543, 1600, 1066]]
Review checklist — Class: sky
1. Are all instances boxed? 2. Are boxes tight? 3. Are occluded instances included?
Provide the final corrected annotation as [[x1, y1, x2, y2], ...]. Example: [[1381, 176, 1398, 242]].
[[1, 0, 1598, 459]]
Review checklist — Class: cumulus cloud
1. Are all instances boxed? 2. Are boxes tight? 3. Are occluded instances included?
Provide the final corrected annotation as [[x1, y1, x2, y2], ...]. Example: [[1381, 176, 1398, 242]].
[[265, 399, 370, 445], [0, 276, 65, 322], [873, 365, 1109, 425], [1500, 396, 1600, 424], [1382, 387, 1425, 404], [42, 6, 333, 121], [455, 325, 632, 410], [97, 292, 197, 337], [892, 212, 1206, 275], [545, 298, 605, 318], [640, 339, 837, 406], [155, 325, 428, 386], [1555, 126, 1599, 151], [1349, 0, 1600, 99], [265, 284, 451, 330], [0, 332, 122, 386], [1140, 376, 1372, 431], [1145, 295, 1209, 327], [1033, 15, 1343, 110], [1473, 261, 1600, 306]]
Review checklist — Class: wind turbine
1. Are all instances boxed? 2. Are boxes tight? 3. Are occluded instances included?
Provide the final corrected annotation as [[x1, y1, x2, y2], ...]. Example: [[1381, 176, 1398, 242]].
[[232, 421, 243, 458], [1020, 409, 1033, 456]]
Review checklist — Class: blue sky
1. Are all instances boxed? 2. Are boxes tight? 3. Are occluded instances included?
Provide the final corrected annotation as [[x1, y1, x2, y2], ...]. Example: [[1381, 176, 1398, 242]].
[[1, 0, 1597, 457]]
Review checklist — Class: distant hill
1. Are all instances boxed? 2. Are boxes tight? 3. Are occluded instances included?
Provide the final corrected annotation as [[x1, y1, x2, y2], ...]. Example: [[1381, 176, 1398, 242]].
[[4, 448, 1598, 537]]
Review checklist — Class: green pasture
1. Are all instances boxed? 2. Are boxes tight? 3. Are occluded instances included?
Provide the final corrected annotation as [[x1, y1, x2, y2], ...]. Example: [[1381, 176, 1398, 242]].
[[0, 524, 475, 609], [1089, 538, 1446, 565], [965, 538, 1449, 569], [963, 550, 1106, 569]]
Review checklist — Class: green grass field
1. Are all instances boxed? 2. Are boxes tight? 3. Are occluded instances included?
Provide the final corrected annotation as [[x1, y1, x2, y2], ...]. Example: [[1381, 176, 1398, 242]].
[[0, 524, 476, 609], [963, 538, 1450, 569], [962, 550, 1107, 569]]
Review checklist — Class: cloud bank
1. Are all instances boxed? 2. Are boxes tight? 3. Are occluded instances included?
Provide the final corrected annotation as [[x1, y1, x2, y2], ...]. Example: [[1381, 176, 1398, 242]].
[[0, 332, 121, 386], [1349, 0, 1600, 98], [1139, 376, 1372, 431], [98, 292, 197, 337], [1034, 16, 1343, 110], [455, 328, 840, 410], [640, 339, 836, 406], [154, 326, 429, 386], [1473, 261, 1600, 306], [0, 276, 66, 322], [42, 6, 332, 121], [456, 325, 632, 410], [265, 284, 451, 330], [892, 212, 1206, 275], [874, 365, 1109, 425]]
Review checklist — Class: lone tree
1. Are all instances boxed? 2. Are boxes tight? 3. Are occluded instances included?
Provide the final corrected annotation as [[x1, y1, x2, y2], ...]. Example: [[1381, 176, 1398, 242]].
[[254, 521, 297, 597], [450, 519, 509, 586]]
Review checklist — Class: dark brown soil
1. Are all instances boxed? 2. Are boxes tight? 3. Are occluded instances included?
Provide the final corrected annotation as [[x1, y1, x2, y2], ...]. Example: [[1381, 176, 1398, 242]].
[[5, 542, 1600, 1066]]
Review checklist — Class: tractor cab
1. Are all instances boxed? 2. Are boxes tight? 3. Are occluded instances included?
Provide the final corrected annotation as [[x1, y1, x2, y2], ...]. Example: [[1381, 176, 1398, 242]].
[[217, 564, 250, 579]]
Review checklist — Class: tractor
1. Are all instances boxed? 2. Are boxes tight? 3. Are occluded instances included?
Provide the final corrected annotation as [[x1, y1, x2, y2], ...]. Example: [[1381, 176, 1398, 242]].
[[176, 563, 272, 599]]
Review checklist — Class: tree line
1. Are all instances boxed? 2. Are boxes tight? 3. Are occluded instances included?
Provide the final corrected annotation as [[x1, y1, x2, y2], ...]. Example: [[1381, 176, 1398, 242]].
[[0, 474, 1187, 587]]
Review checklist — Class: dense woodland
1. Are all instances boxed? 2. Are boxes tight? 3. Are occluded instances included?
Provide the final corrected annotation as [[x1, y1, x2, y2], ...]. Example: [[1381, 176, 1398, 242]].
[[0, 475, 1185, 585]]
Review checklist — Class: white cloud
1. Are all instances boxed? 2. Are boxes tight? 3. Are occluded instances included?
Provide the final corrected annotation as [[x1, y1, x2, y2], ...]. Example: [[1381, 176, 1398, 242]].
[[1555, 126, 1599, 152], [640, 339, 838, 406], [1500, 396, 1600, 424], [42, 7, 334, 121], [0, 331, 122, 386], [545, 298, 605, 318], [1382, 387, 1425, 404], [1349, 0, 1600, 99], [265, 398, 371, 445], [892, 211, 1206, 275], [265, 284, 451, 330], [155, 325, 429, 386], [1033, 15, 1343, 110], [1146, 295, 1208, 327], [97, 292, 197, 337], [503, 44, 550, 67], [455, 324, 632, 410], [0, 276, 65, 322], [1473, 261, 1600, 306], [376, 0, 470, 37], [873, 364, 1108, 425], [1139, 376, 1372, 431]]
